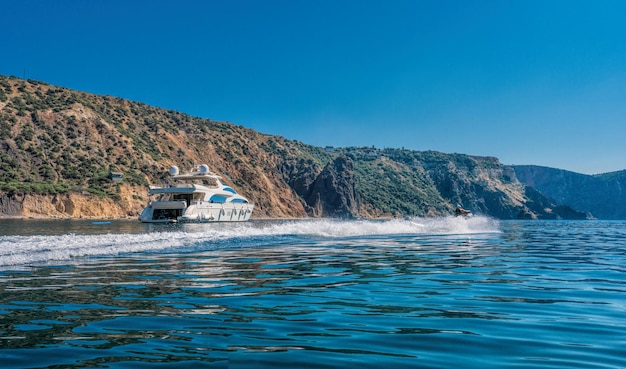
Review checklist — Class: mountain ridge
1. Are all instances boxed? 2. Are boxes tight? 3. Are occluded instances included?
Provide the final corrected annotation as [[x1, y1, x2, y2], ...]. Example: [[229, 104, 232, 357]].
[[513, 165, 626, 219], [0, 75, 608, 219]]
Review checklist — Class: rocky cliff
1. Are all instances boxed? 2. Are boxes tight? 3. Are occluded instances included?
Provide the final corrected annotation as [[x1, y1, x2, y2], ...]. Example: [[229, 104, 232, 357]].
[[0, 75, 590, 219], [513, 165, 626, 219], [303, 156, 359, 218]]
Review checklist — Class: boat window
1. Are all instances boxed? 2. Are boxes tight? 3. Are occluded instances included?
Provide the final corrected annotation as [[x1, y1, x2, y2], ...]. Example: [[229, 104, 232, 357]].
[[223, 187, 237, 194], [209, 195, 227, 203], [230, 198, 247, 203]]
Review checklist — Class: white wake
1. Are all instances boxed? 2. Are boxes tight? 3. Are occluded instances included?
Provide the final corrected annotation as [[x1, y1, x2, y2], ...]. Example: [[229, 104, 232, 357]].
[[0, 216, 499, 267]]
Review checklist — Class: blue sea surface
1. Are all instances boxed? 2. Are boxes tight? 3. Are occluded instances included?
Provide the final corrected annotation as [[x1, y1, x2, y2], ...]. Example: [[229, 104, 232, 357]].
[[1, 217, 625, 368]]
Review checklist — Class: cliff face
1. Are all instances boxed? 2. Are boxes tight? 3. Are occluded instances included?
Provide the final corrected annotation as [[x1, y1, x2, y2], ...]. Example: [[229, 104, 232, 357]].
[[0, 184, 145, 218], [513, 165, 626, 219], [0, 192, 24, 216], [0, 75, 593, 220], [303, 156, 359, 218]]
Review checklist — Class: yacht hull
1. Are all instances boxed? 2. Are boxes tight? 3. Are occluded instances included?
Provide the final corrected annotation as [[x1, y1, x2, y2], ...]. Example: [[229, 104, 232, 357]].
[[139, 202, 254, 223]]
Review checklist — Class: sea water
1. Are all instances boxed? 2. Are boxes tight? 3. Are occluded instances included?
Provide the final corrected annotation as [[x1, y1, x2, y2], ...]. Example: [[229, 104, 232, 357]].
[[0, 217, 625, 368]]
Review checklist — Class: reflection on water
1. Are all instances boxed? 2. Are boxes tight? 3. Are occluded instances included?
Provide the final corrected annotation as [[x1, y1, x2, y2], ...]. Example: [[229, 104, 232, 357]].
[[1, 220, 626, 368]]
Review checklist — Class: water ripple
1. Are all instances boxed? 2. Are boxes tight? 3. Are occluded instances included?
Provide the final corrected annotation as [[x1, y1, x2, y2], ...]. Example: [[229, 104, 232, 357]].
[[1, 220, 626, 368]]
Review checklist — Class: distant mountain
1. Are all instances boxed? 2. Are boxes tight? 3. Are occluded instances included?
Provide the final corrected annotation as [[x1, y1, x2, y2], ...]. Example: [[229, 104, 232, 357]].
[[513, 165, 626, 219], [0, 75, 588, 219]]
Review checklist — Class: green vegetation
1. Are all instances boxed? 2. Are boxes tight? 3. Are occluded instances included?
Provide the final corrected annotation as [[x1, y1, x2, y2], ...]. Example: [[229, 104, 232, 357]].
[[0, 75, 216, 205], [0, 74, 559, 219], [0, 181, 70, 194]]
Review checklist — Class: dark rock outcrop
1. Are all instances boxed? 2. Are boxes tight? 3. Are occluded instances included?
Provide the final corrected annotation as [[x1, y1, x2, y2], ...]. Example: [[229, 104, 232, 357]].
[[302, 156, 359, 218], [279, 158, 322, 215]]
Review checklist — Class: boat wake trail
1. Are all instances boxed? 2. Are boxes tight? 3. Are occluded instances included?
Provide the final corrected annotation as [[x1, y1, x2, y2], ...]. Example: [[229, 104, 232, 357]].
[[255, 216, 499, 238], [0, 216, 499, 268]]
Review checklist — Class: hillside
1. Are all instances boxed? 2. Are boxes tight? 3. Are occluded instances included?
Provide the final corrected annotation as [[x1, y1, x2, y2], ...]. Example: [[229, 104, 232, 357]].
[[0, 75, 586, 220], [513, 165, 626, 219]]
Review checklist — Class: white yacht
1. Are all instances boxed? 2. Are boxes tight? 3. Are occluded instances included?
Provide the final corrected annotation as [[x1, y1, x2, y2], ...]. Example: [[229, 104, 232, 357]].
[[139, 164, 254, 223]]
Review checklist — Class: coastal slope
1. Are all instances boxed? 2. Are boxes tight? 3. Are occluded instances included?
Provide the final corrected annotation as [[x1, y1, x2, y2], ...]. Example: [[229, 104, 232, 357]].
[[0, 75, 589, 219], [513, 165, 626, 219]]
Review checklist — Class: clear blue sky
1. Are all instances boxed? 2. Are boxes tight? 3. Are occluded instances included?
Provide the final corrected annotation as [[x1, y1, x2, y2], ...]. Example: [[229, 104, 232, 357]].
[[2, 0, 625, 174]]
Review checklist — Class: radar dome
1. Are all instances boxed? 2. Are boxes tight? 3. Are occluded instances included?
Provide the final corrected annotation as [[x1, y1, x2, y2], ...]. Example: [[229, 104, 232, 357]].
[[199, 164, 210, 174], [169, 166, 179, 176]]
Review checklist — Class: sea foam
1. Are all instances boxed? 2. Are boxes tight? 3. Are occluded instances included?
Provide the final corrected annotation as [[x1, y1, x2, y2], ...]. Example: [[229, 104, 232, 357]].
[[0, 216, 499, 267]]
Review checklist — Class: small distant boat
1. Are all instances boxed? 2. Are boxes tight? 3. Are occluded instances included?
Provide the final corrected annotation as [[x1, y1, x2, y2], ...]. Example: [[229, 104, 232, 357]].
[[139, 164, 254, 223], [455, 206, 472, 218]]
